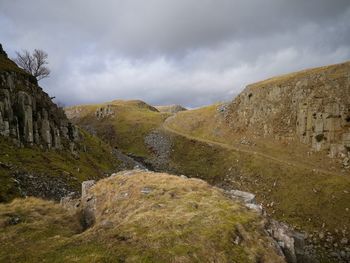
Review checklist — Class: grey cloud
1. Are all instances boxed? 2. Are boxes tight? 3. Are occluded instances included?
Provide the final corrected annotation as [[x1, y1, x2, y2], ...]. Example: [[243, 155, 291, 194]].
[[0, 0, 349, 107]]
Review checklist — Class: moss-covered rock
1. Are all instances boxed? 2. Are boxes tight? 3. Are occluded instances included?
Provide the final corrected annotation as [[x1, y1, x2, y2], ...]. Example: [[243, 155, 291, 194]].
[[0, 171, 285, 263]]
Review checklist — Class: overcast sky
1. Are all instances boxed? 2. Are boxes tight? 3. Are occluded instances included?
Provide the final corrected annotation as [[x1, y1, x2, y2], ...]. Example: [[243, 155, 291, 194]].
[[1, 0, 349, 107]]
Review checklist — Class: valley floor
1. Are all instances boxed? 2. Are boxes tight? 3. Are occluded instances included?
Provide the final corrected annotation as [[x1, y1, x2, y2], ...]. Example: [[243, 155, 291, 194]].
[[64, 99, 350, 262]]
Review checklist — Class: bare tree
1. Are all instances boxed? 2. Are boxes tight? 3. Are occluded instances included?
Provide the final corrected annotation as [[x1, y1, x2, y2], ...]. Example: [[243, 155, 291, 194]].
[[14, 49, 50, 80]]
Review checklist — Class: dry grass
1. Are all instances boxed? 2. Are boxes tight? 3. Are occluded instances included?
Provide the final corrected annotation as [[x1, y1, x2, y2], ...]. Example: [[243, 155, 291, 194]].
[[164, 104, 232, 141], [83, 170, 284, 262], [247, 60, 350, 91], [164, 104, 350, 230], [0, 128, 121, 202], [0, 171, 285, 262], [0, 198, 82, 262], [164, 104, 346, 175], [65, 95, 350, 245], [66, 100, 170, 157]]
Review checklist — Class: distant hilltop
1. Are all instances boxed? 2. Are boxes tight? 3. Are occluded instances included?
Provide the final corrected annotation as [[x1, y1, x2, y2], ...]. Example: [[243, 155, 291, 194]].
[[155, 104, 187, 113]]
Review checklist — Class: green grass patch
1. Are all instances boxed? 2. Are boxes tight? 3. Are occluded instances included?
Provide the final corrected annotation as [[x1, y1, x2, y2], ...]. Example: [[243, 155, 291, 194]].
[[0, 129, 121, 202], [67, 100, 170, 158]]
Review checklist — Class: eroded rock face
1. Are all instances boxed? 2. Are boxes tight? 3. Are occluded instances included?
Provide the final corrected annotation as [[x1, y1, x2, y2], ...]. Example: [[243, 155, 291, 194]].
[[16, 91, 34, 143], [225, 62, 350, 157], [267, 220, 306, 263], [226, 189, 313, 263], [0, 44, 79, 149], [95, 105, 114, 119]]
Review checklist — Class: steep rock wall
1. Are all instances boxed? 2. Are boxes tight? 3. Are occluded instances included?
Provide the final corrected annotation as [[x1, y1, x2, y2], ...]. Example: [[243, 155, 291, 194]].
[[0, 44, 78, 149], [225, 61, 350, 156]]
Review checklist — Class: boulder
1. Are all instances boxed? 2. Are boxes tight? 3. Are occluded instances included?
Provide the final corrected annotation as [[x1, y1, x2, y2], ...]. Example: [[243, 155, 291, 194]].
[[245, 203, 263, 214], [81, 180, 96, 228], [81, 180, 96, 200], [267, 220, 309, 263], [227, 189, 256, 204]]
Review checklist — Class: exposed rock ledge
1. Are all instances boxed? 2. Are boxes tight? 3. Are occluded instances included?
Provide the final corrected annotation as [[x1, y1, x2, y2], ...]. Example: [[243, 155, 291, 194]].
[[224, 61, 350, 159], [0, 43, 78, 149]]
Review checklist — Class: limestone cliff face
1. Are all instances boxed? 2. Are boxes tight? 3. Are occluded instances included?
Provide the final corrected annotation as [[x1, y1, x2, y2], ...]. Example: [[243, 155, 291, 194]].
[[0, 44, 78, 149], [225, 61, 350, 156]]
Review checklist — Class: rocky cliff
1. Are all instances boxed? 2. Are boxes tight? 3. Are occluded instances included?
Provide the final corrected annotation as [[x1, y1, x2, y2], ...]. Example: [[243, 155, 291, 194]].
[[225, 61, 350, 157], [0, 44, 126, 202], [0, 44, 78, 149]]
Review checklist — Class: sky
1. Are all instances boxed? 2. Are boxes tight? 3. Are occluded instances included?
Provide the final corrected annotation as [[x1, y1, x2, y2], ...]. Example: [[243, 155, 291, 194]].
[[0, 0, 350, 108]]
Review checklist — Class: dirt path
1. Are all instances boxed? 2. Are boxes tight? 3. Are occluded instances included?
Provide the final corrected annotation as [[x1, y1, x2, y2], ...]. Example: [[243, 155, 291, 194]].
[[162, 115, 341, 177]]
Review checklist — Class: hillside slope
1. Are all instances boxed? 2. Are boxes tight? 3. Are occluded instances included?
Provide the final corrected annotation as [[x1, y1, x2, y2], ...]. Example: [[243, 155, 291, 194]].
[[0, 170, 285, 263], [0, 44, 124, 202], [66, 61, 350, 262], [163, 62, 350, 262], [65, 100, 170, 158], [155, 104, 187, 113], [226, 61, 350, 155]]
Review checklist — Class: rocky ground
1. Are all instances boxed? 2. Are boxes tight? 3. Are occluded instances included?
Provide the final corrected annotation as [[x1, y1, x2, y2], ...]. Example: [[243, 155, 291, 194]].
[[144, 129, 172, 171]]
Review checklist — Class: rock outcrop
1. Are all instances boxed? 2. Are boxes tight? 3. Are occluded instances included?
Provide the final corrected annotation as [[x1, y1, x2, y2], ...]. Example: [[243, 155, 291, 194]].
[[63, 172, 324, 262], [60, 170, 286, 262], [95, 104, 114, 119], [225, 61, 350, 158], [0, 44, 78, 149], [0, 44, 7, 58], [267, 220, 310, 263]]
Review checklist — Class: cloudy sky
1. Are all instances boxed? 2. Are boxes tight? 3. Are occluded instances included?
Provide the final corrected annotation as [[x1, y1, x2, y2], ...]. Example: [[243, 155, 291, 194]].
[[0, 0, 350, 107]]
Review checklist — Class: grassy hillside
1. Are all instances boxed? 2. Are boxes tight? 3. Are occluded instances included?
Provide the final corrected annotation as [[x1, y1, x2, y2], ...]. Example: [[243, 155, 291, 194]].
[[165, 104, 347, 176], [66, 100, 170, 158], [0, 129, 122, 202], [67, 98, 350, 236], [164, 104, 233, 141], [164, 99, 350, 261], [67, 98, 350, 263], [247, 60, 350, 92], [0, 44, 125, 202], [167, 130, 350, 234], [0, 170, 284, 263]]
